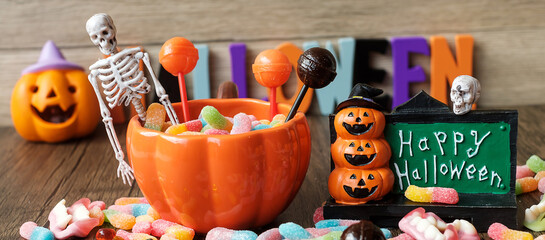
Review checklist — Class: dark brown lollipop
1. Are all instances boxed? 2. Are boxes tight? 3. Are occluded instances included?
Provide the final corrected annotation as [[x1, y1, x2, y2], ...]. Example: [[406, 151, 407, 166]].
[[340, 220, 386, 240], [285, 47, 337, 121]]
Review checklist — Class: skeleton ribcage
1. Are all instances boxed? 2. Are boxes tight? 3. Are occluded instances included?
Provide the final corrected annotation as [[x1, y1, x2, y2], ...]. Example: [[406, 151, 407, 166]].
[[97, 54, 151, 109]]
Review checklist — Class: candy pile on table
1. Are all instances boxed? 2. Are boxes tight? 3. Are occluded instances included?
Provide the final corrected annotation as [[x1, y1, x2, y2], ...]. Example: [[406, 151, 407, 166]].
[[143, 103, 286, 135], [19, 197, 195, 240], [20, 198, 545, 239], [515, 155, 545, 195]]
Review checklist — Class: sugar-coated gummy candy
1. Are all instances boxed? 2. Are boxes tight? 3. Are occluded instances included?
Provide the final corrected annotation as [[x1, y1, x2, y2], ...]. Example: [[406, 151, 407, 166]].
[[201, 106, 233, 131], [488, 222, 533, 240], [136, 215, 155, 223], [184, 119, 203, 132], [256, 228, 282, 240], [251, 120, 261, 128], [20, 222, 54, 240], [200, 124, 213, 133], [151, 219, 177, 237], [231, 113, 252, 134], [232, 230, 259, 240], [144, 103, 167, 131], [30, 227, 55, 240], [96, 228, 116, 240], [313, 206, 324, 224], [89, 206, 105, 226], [517, 165, 535, 179], [206, 227, 257, 240], [259, 119, 270, 125], [133, 221, 153, 234], [306, 228, 331, 238], [279, 222, 311, 240], [313, 231, 342, 240], [537, 235, 545, 240], [103, 209, 136, 230], [539, 178, 545, 193], [527, 155, 545, 173], [160, 233, 178, 240], [524, 195, 545, 231], [147, 207, 160, 220], [537, 171, 545, 181], [253, 124, 271, 130], [405, 185, 459, 204], [315, 219, 359, 229], [115, 197, 148, 206], [516, 177, 538, 195], [165, 225, 195, 240], [165, 124, 188, 135]]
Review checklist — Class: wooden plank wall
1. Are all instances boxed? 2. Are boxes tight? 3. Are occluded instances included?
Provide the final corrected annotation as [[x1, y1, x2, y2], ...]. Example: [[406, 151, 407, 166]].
[[1, 0, 545, 126]]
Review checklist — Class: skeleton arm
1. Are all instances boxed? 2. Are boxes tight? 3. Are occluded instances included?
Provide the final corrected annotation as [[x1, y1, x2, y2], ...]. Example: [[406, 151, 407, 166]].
[[138, 52, 180, 125], [88, 69, 134, 185]]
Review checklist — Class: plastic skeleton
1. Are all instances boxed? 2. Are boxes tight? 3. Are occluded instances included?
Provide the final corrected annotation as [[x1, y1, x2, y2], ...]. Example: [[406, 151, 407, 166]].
[[86, 13, 179, 185]]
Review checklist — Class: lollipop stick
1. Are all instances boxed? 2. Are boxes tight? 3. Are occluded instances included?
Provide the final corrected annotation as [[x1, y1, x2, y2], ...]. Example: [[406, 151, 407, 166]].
[[270, 87, 278, 120], [178, 72, 190, 122], [285, 85, 309, 122]]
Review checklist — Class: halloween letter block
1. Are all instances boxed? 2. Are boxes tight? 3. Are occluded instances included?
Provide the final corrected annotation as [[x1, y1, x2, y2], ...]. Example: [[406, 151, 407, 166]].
[[229, 43, 248, 98], [391, 37, 429, 108], [430, 35, 474, 106]]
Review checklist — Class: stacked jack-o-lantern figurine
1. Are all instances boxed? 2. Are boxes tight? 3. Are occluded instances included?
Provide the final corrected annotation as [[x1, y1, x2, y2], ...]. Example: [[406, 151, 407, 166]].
[[329, 83, 394, 205]]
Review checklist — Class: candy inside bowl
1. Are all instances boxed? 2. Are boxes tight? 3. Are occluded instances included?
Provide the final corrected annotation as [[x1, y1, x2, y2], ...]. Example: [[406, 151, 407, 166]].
[[126, 98, 311, 233]]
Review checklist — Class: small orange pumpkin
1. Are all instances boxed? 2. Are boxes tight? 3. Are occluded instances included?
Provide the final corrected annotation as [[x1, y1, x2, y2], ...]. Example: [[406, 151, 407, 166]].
[[11, 69, 100, 142], [334, 107, 385, 139], [328, 167, 394, 205], [331, 137, 391, 169]]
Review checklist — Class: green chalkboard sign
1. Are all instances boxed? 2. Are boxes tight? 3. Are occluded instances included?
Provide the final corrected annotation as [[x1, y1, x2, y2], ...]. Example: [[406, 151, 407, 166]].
[[384, 92, 518, 195], [385, 122, 511, 194]]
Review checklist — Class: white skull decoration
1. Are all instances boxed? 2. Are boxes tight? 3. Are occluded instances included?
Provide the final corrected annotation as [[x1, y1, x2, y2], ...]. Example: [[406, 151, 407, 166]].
[[86, 13, 117, 55], [450, 75, 481, 115]]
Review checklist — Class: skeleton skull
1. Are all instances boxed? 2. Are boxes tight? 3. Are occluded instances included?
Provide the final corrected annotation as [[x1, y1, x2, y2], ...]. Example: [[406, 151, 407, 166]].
[[86, 13, 117, 55], [450, 75, 481, 115]]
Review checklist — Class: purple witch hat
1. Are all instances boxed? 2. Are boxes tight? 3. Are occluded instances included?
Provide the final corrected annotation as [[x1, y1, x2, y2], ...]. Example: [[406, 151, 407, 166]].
[[22, 41, 83, 75]]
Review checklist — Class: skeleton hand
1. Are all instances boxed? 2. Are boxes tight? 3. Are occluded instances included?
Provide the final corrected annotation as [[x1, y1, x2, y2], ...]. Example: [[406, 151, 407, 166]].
[[116, 160, 135, 186]]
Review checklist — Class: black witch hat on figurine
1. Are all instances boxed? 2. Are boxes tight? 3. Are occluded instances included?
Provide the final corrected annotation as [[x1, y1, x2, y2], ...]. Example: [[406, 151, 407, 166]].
[[335, 83, 385, 113]]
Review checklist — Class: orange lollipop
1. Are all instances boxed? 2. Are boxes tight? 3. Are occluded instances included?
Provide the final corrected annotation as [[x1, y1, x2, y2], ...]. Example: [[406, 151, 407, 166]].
[[159, 37, 199, 122], [252, 49, 292, 120]]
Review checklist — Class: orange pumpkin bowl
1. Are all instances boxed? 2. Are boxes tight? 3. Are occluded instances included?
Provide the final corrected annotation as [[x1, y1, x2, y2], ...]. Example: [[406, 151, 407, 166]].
[[126, 98, 311, 233]]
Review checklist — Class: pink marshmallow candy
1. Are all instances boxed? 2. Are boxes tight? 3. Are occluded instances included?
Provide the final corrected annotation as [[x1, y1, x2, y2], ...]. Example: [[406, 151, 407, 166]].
[[517, 165, 535, 179], [230, 113, 252, 134]]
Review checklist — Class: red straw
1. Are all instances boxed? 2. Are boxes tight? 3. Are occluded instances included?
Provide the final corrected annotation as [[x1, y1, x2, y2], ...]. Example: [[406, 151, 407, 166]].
[[178, 72, 190, 122], [270, 87, 278, 120]]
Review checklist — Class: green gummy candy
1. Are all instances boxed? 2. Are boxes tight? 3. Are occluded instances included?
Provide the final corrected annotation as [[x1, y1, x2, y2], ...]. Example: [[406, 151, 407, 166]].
[[201, 106, 228, 129], [313, 231, 342, 240], [200, 124, 213, 133], [102, 209, 121, 223], [527, 155, 545, 173]]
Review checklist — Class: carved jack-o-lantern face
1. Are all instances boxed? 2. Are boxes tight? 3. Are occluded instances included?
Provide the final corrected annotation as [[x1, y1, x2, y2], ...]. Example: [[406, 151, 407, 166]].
[[11, 70, 100, 142], [331, 138, 391, 169], [328, 167, 394, 205], [334, 107, 385, 139]]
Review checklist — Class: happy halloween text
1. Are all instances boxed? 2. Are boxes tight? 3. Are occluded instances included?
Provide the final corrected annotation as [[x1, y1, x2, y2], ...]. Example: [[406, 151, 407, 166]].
[[385, 122, 511, 194]]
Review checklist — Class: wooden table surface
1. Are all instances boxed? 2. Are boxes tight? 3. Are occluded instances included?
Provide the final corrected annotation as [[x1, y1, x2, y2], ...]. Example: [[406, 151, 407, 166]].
[[3, 105, 545, 239]]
